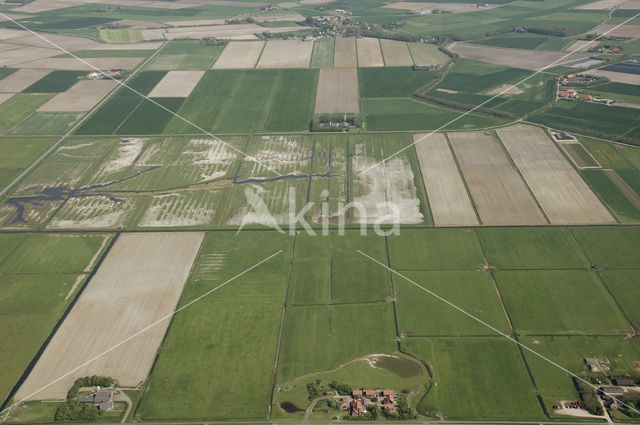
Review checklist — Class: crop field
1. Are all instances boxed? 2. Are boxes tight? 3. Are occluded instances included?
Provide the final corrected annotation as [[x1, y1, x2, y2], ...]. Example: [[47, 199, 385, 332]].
[[356, 37, 384, 67], [146, 40, 225, 70], [3, 0, 640, 422], [315, 67, 359, 113], [310, 37, 334, 67], [448, 131, 546, 225], [362, 98, 505, 131], [359, 67, 436, 98], [16, 232, 204, 400], [380, 39, 414, 67], [164, 69, 317, 134], [0, 233, 111, 403], [413, 133, 477, 226]]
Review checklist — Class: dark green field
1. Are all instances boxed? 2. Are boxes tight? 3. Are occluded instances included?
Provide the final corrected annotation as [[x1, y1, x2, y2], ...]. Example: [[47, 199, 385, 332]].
[[359, 67, 437, 98], [22, 71, 85, 93]]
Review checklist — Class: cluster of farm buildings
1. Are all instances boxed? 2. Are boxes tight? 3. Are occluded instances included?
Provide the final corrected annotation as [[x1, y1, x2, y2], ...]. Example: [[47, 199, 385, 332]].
[[558, 74, 614, 104], [348, 389, 397, 416]]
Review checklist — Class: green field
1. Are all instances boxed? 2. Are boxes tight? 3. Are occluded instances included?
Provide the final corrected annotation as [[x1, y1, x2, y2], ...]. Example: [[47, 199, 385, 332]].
[[571, 227, 640, 269], [22, 71, 85, 93], [9, 112, 81, 135], [581, 169, 640, 223], [395, 270, 510, 335], [362, 98, 506, 131], [165, 69, 318, 134], [0, 233, 110, 404], [310, 37, 334, 68], [287, 233, 332, 305], [0, 94, 55, 135], [277, 302, 397, 383], [405, 337, 543, 419], [495, 270, 630, 335], [476, 227, 588, 269], [146, 41, 226, 70], [387, 228, 485, 271], [561, 143, 600, 168], [359, 67, 437, 98], [99, 28, 143, 43], [0, 136, 57, 190], [135, 232, 292, 420], [580, 137, 635, 169]]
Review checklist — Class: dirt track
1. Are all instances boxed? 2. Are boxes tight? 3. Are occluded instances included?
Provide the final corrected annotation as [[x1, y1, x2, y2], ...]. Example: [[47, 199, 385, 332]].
[[15, 232, 204, 400], [413, 133, 478, 226], [448, 131, 547, 225], [497, 125, 616, 224], [314, 67, 359, 113]]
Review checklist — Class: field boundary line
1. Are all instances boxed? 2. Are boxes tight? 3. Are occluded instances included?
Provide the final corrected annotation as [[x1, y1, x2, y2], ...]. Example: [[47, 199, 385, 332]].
[[0, 14, 282, 177], [357, 249, 640, 416], [443, 132, 482, 225], [492, 129, 551, 225], [0, 249, 283, 415], [356, 11, 640, 177], [472, 229, 549, 418], [267, 235, 296, 420], [0, 45, 166, 201], [0, 232, 120, 413]]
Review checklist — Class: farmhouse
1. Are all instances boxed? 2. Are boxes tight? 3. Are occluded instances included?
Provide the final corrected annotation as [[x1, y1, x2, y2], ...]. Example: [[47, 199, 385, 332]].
[[613, 377, 635, 386], [78, 388, 115, 411], [350, 399, 365, 416]]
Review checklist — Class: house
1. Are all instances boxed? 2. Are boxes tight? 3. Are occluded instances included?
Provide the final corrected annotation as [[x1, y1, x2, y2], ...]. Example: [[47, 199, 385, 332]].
[[350, 399, 365, 416], [614, 377, 635, 386], [382, 389, 395, 402], [599, 386, 625, 399], [352, 389, 363, 397], [364, 389, 376, 397], [553, 132, 577, 141], [383, 403, 396, 412], [77, 388, 115, 411]]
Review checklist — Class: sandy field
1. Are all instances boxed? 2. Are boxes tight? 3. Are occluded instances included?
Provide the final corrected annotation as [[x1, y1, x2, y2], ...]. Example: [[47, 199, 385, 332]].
[[300, 0, 333, 3], [315, 67, 359, 113], [356, 37, 384, 67], [591, 24, 640, 38], [15, 57, 145, 70], [565, 40, 596, 52], [448, 43, 590, 70], [413, 133, 478, 226], [448, 131, 547, 225], [351, 156, 423, 224], [0, 92, 14, 105], [575, 0, 626, 8], [38, 80, 117, 112], [5, 33, 101, 51], [141, 28, 166, 41], [620, 0, 640, 8], [212, 41, 264, 69], [13, 0, 84, 13], [256, 39, 313, 68], [0, 28, 29, 41], [164, 18, 227, 26], [587, 69, 640, 84], [334, 37, 357, 68], [497, 125, 615, 224], [383, 1, 500, 12], [252, 13, 305, 22], [86, 41, 163, 50], [15, 232, 204, 401], [0, 68, 50, 92], [380, 39, 414, 66], [148, 70, 204, 97], [0, 46, 58, 67]]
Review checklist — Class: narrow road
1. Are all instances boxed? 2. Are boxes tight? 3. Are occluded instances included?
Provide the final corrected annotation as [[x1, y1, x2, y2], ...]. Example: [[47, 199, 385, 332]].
[[114, 390, 133, 423], [303, 396, 336, 424]]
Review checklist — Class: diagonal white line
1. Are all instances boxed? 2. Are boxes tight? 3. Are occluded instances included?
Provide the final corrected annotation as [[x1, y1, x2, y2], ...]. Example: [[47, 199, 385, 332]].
[[0, 249, 283, 415], [356, 12, 640, 177], [357, 249, 640, 416], [0, 12, 282, 177]]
